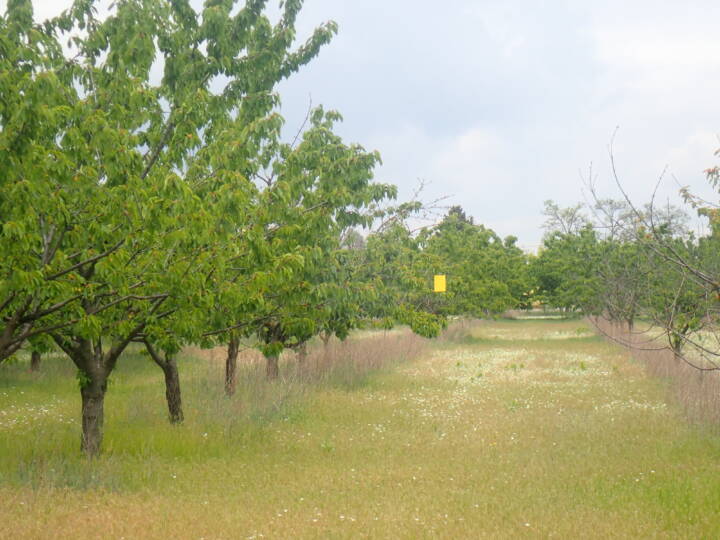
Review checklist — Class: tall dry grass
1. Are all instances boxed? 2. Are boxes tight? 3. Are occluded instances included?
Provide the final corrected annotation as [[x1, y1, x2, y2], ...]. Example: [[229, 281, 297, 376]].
[[195, 327, 430, 386], [436, 318, 486, 342], [181, 328, 430, 426], [591, 317, 720, 429], [306, 329, 429, 383]]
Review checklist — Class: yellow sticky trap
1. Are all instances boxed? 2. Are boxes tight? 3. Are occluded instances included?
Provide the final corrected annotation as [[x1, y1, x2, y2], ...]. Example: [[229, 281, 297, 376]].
[[434, 274, 446, 293]]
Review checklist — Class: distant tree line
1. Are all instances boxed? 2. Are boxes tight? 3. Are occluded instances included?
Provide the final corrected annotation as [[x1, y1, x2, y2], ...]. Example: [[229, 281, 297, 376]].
[[532, 154, 720, 373]]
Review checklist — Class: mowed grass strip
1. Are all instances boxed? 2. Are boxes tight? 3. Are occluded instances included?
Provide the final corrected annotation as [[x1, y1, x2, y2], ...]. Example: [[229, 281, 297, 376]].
[[2, 320, 720, 539]]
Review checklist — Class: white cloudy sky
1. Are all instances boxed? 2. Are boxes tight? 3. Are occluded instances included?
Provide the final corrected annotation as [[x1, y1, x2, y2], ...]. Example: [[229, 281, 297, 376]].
[[15, 0, 720, 249]]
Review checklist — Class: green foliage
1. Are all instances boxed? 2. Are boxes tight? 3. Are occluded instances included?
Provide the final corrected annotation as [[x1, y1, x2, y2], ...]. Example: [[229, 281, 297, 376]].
[[75, 369, 90, 390], [216, 106, 398, 358], [351, 206, 529, 335], [0, 0, 341, 365], [356, 222, 442, 331], [397, 306, 446, 338], [0, 0, 356, 453], [642, 237, 709, 351], [420, 209, 530, 317], [533, 197, 714, 358], [531, 227, 602, 312]]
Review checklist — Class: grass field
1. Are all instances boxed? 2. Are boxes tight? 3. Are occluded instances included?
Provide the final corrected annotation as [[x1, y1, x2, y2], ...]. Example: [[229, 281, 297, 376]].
[[2, 319, 720, 538]]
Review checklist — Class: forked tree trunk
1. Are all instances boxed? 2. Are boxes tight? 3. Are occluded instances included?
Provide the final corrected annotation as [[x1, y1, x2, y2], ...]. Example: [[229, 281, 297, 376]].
[[53, 324, 141, 456], [30, 350, 41, 372], [266, 354, 279, 380], [144, 342, 184, 423], [55, 338, 112, 457], [225, 336, 240, 396]]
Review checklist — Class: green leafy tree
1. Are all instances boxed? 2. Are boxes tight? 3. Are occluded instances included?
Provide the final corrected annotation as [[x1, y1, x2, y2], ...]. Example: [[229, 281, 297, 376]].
[[531, 227, 602, 313], [594, 239, 648, 329], [247, 108, 394, 379], [420, 209, 528, 317], [358, 222, 446, 337], [644, 244, 708, 355], [1, 0, 336, 454]]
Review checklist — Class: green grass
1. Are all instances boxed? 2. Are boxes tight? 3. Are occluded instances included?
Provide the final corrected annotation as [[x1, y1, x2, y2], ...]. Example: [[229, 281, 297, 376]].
[[2, 320, 720, 538]]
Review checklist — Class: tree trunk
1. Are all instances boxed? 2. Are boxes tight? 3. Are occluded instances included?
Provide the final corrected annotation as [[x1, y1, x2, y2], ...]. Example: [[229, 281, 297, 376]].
[[30, 350, 41, 372], [53, 331, 138, 457], [225, 336, 240, 396], [266, 354, 279, 380], [160, 356, 183, 424], [320, 333, 332, 367], [58, 339, 112, 457], [80, 373, 108, 457], [670, 325, 689, 358], [144, 341, 184, 423], [296, 342, 308, 364]]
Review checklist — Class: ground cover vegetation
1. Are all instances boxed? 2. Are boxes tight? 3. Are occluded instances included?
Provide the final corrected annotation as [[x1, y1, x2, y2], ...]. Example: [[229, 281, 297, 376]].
[[2, 319, 720, 538]]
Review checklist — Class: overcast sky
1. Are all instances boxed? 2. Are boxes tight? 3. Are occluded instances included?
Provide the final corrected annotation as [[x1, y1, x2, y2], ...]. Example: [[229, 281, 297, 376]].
[[17, 0, 720, 250]]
